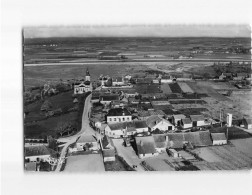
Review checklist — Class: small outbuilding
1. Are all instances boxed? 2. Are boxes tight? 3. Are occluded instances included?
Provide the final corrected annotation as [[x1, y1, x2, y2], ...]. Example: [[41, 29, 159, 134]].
[[211, 133, 227, 145]]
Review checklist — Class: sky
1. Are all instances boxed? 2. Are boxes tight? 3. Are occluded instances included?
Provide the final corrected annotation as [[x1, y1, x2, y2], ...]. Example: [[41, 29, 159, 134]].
[[24, 25, 251, 38]]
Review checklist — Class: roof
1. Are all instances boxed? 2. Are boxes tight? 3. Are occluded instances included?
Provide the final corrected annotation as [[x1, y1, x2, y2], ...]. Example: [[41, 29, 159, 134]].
[[182, 118, 192, 125], [113, 77, 123, 82], [146, 115, 173, 128], [25, 146, 57, 157], [77, 135, 97, 143], [152, 134, 167, 148], [223, 73, 232, 76], [190, 115, 205, 121], [101, 135, 115, 149], [107, 108, 131, 117], [107, 120, 147, 131], [25, 162, 37, 171], [237, 73, 248, 77], [211, 133, 227, 141], [173, 114, 186, 120], [243, 118, 252, 125], [135, 136, 157, 154], [100, 95, 119, 101], [103, 149, 115, 157]]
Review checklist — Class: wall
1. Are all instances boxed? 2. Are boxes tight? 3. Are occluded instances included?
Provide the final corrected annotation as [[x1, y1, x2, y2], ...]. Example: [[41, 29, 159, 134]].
[[138, 153, 158, 159], [196, 121, 205, 127], [104, 156, 116, 162], [213, 140, 227, 145], [182, 123, 193, 129], [107, 116, 132, 124], [25, 155, 50, 162]]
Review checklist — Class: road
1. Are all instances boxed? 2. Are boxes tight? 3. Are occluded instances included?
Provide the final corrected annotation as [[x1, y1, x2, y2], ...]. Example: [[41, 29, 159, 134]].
[[112, 139, 145, 172], [55, 93, 101, 172]]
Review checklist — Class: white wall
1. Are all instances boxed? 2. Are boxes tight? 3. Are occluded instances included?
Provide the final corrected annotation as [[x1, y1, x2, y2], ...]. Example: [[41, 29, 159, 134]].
[[25, 155, 51, 162], [107, 116, 132, 124], [138, 152, 158, 159], [213, 140, 227, 145]]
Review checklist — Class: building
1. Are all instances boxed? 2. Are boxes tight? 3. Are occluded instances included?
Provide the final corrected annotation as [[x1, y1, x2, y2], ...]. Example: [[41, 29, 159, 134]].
[[161, 75, 173, 83], [189, 115, 205, 127], [104, 120, 148, 138], [219, 73, 233, 80], [152, 134, 168, 153], [167, 149, 181, 158], [172, 114, 186, 126], [233, 73, 248, 80], [146, 115, 174, 131], [211, 133, 227, 145], [181, 118, 193, 129], [100, 136, 116, 162], [74, 68, 92, 94], [100, 94, 120, 105], [24, 145, 58, 163], [75, 135, 98, 151], [112, 77, 124, 86], [241, 118, 252, 129], [106, 108, 132, 124], [135, 136, 158, 159]]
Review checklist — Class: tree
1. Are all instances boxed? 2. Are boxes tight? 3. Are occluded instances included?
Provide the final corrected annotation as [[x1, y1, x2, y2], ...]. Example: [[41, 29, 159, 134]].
[[55, 121, 71, 137], [41, 100, 52, 111], [151, 128, 164, 134], [48, 136, 58, 151]]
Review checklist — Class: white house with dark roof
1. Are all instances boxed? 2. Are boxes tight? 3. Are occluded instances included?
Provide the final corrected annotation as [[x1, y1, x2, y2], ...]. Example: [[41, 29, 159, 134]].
[[181, 118, 193, 129], [74, 135, 98, 151], [172, 114, 186, 126], [189, 115, 205, 127], [105, 120, 148, 138], [112, 77, 124, 86], [24, 145, 58, 163], [100, 136, 116, 162], [135, 136, 158, 158], [100, 94, 120, 105], [106, 108, 132, 124], [152, 134, 168, 153], [211, 133, 227, 145], [146, 115, 174, 131]]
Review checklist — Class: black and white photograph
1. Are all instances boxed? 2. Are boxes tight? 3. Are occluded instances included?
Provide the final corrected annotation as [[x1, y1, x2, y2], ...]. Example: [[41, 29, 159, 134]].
[[1, 0, 252, 195]]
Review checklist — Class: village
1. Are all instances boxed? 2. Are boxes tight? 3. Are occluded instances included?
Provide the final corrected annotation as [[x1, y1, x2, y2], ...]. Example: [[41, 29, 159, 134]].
[[24, 63, 252, 172]]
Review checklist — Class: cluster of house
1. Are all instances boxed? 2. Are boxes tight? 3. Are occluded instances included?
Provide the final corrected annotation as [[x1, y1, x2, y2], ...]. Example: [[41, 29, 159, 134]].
[[133, 131, 227, 159], [219, 72, 251, 81]]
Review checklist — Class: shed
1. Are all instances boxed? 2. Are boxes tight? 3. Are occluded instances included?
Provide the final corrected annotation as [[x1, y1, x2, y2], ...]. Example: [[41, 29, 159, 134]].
[[211, 133, 227, 145]]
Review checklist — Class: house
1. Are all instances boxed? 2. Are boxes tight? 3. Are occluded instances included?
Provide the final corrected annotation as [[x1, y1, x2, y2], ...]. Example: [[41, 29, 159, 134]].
[[75, 135, 98, 151], [153, 79, 160, 84], [112, 77, 124, 86], [219, 73, 233, 80], [167, 149, 181, 158], [125, 74, 132, 80], [146, 115, 174, 131], [73, 98, 78, 103], [241, 118, 252, 129], [74, 68, 92, 94], [172, 114, 186, 126], [152, 134, 168, 153], [106, 108, 132, 124], [189, 115, 205, 127], [100, 94, 120, 105], [24, 145, 58, 163], [91, 95, 100, 103], [181, 118, 193, 129], [100, 135, 116, 162], [111, 100, 128, 108], [128, 97, 140, 104], [135, 136, 159, 158], [211, 133, 227, 145], [233, 73, 248, 80], [121, 89, 138, 98], [161, 75, 173, 83], [104, 120, 148, 138]]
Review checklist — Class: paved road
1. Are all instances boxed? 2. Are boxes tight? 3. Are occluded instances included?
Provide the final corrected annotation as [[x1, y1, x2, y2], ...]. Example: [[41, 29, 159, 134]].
[[112, 139, 145, 172], [55, 93, 101, 172]]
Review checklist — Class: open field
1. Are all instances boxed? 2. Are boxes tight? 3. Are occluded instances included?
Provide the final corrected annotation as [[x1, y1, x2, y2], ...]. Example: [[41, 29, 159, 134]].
[[190, 144, 252, 170], [64, 154, 105, 172], [230, 138, 252, 158]]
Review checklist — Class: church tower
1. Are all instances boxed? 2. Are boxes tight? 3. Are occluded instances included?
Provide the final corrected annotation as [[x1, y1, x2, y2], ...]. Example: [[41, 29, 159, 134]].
[[85, 68, 90, 81]]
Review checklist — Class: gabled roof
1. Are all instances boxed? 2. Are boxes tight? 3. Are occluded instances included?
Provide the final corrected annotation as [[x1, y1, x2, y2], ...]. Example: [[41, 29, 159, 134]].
[[173, 114, 186, 120], [146, 115, 173, 128], [182, 118, 192, 124], [107, 108, 131, 117], [243, 118, 252, 125], [100, 95, 119, 101], [77, 135, 97, 143], [135, 136, 157, 154], [101, 135, 115, 149], [152, 134, 167, 148], [190, 115, 205, 121], [211, 133, 227, 141], [25, 146, 57, 157], [107, 121, 147, 131], [134, 120, 148, 129], [103, 149, 115, 157]]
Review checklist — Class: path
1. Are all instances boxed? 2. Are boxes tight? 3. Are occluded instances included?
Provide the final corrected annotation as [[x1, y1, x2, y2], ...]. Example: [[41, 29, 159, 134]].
[[112, 139, 145, 172], [55, 93, 101, 172]]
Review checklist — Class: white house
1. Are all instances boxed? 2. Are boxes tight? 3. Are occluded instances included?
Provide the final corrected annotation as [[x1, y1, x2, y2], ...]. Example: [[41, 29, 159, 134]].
[[189, 115, 205, 127], [112, 77, 124, 86], [152, 134, 168, 153], [104, 120, 148, 138], [241, 118, 252, 129], [135, 136, 159, 159], [100, 136, 116, 162], [211, 133, 227, 145], [172, 114, 186, 126], [75, 135, 98, 151], [24, 145, 58, 163], [100, 95, 120, 105], [146, 115, 174, 131], [161, 75, 173, 83], [106, 108, 132, 124], [181, 118, 193, 129]]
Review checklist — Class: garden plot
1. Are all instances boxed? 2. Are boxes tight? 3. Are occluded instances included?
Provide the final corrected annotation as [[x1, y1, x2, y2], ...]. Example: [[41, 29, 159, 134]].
[[230, 138, 252, 158], [169, 83, 182, 93], [177, 82, 194, 93], [161, 84, 173, 94], [190, 145, 252, 170]]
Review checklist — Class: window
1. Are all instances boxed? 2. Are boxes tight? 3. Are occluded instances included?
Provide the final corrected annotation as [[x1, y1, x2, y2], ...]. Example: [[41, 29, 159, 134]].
[[127, 117, 129, 121], [122, 118, 125, 121], [114, 118, 116, 121], [109, 118, 112, 121]]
